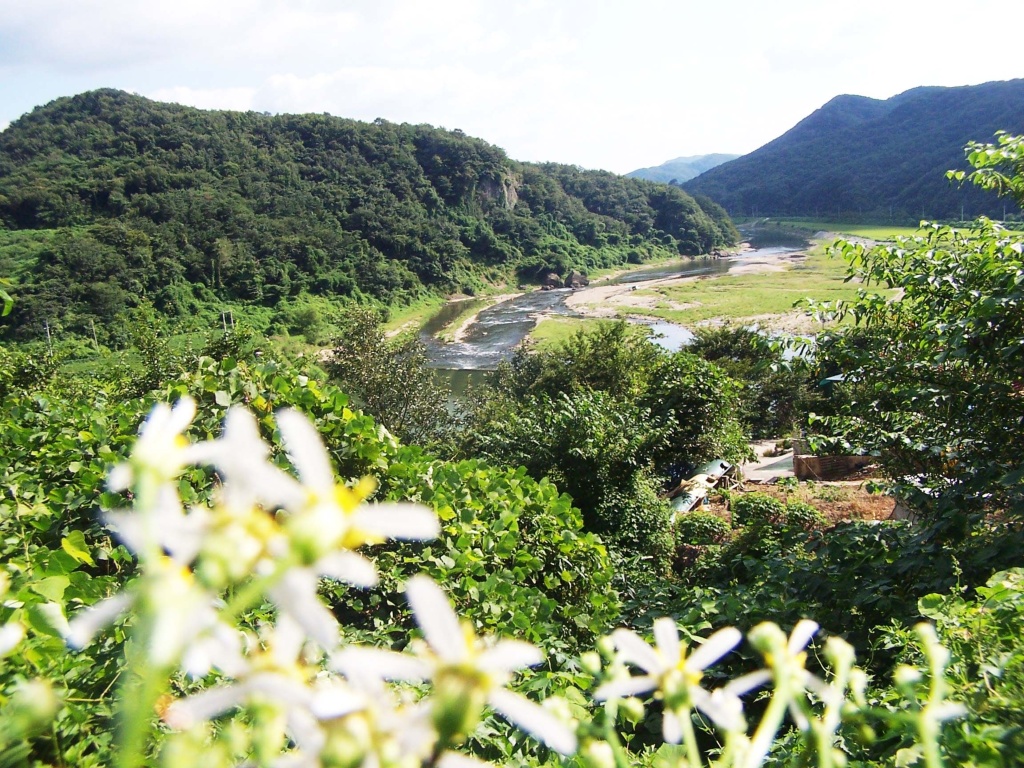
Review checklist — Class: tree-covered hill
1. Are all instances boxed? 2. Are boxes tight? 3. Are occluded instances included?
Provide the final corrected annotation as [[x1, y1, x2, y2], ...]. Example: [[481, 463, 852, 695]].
[[682, 79, 1024, 220], [0, 89, 737, 341], [626, 153, 740, 184]]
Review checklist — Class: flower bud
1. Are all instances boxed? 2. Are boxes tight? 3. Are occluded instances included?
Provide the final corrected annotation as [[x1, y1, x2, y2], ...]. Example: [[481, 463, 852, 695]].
[[7, 679, 60, 737], [581, 740, 616, 768], [580, 651, 602, 676], [619, 697, 645, 723], [432, 669, 488, 745]]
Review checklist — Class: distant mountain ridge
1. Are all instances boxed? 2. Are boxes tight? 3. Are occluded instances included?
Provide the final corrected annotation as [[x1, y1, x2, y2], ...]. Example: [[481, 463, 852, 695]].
[[627, 153, 740, 184], [683, 79, 1024, 220]]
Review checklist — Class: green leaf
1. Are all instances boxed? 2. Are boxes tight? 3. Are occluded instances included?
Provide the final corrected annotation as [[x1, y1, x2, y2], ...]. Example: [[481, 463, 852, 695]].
[[214, 390, 231, 407], [62, 530, 96, 566], [31, 575, 71, 602], [25, 602, 70, 639]]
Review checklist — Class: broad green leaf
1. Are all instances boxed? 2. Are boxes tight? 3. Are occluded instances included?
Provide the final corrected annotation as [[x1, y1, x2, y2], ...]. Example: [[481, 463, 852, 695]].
[[62, 530, 96, 566]]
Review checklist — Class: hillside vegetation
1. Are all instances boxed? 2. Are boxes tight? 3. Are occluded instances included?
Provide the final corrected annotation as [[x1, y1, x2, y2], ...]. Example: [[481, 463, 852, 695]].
[[684, 79, 1024, 220], [0, 89, 736, 342]]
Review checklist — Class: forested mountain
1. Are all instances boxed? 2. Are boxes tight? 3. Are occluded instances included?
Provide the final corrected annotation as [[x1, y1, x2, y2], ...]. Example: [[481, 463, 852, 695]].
[[0, 89, 737, 341], [683, 79, 1024, 220], [626, 153, 740, 184]]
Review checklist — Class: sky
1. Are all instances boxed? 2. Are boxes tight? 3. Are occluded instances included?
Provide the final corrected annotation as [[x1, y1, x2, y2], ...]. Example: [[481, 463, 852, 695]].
[[1, 0, 1022, 175]]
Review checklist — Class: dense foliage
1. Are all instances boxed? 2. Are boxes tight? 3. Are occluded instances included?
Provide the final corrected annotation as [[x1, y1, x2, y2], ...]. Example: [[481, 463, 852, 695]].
[[0, 89, 736, 342], [689, 324, 821, 439], [806, 133, 1024, 530], [684, 79, 1024, 220], [462, 322, 749, 567]]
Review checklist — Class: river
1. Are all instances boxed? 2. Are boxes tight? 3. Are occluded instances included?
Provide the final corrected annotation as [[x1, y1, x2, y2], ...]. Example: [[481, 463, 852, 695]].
[[423, 227, 807, 380]]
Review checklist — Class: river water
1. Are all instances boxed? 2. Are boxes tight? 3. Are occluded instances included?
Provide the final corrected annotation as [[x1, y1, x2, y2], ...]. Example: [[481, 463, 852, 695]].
[[423, 228, 807, 376]]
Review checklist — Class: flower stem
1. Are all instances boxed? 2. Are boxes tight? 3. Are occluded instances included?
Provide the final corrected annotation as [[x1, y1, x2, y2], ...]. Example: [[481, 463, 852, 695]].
[[741, 689, 789, 768]]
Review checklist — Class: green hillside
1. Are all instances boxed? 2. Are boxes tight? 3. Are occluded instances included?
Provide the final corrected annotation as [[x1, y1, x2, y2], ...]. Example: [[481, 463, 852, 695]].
[[0, 89, 737, 341], [683, 79, 1024, 220]]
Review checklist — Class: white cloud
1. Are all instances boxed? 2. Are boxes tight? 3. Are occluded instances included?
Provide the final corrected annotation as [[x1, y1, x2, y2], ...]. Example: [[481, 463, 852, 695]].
[[2, 0, 1023, 172], [146, 86, 258, 113]]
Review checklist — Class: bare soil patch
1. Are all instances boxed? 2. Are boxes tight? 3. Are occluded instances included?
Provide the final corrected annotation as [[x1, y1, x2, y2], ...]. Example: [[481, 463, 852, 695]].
[[705, 481, 894, 524]]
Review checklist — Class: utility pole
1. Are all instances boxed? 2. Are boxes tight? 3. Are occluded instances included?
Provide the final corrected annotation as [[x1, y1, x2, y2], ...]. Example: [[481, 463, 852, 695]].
[[44, 320, 53, 355], [90, 319, 99, 350]]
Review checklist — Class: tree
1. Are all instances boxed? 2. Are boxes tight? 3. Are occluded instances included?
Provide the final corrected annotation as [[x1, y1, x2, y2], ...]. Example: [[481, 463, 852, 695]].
[[808, 133, 1024, 529], [324, 309, 456, 451]]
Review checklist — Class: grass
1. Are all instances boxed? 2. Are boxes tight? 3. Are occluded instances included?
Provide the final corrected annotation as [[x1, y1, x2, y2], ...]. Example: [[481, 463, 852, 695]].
[[383, 295, 447, 334], [588, 243, 896, 332], [773, 220, 921, 240], [528, 317, 604, 350]]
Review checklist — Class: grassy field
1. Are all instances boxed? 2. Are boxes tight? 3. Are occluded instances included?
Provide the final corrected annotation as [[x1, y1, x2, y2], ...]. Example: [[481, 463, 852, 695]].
[[766, 220, 921, 240], [624, 246, 871, 329]]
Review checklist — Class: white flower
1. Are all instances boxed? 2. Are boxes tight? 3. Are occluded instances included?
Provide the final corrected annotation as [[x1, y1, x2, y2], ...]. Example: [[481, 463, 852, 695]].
[[729, 620, 836, 768], [254, 410, 438, 648], [595, 618, 743, 738], [66, 558, 237, 674], [103, 489, 208, 567], [0, 621, 26, 658], [190, 406, 305, 512], [274, 409, 439, 559], [108, 396, 199, 493], [334, 575, 578, 755]]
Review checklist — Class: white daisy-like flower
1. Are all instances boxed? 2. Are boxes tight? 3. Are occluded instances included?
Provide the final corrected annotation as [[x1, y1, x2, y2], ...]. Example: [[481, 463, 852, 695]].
[[108, 396, 199, 493], [164, 616, 357, 730], [333, 575, 578, 756], [727, 620, 837, 768], [595, 618, 743, 739], [255, 410, 438, 648], [65, 557, 238, 674], [190, 406, 305, 513], [274, 409, 440, 561]]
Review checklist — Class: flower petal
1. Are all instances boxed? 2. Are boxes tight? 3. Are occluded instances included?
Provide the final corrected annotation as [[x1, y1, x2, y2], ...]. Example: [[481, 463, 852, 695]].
[[0, 623, 25, 656], [693, 686, 745, 731], [276, 409, 335, 492], [593, 675, 658, 701], [437, 752, 493, 768], [722, 670, 772, 698], [685, 626, 742, 673], [788, 620, 819, 653], [164, 681, 249, 728], [479, 640, 542, 673], [487, 688, 578, 755], [653, 617, 681, 665], [66, 593, 134, 648], [405, 575, 468, 662], [661, 708, 683, 744], [268, 570, 340, 650], [331, 647, 431, 683], [316, 551, 379, 588], [351, 503, 439, 540], [610, 628, 662, 674]]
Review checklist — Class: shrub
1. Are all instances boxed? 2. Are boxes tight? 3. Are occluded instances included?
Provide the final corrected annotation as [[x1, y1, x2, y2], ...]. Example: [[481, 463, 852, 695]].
[[675, 510, 732, 547], [730, 492, 787, 528], [785, 500, 828, 530]]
